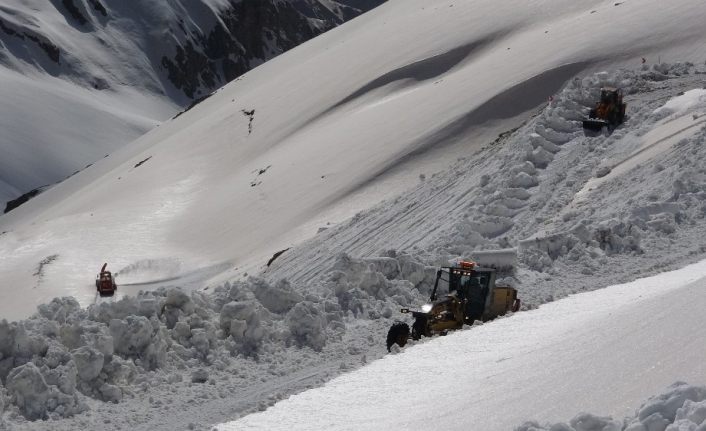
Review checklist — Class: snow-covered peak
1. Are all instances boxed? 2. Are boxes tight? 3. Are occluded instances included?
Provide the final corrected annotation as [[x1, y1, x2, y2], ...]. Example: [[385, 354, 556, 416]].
[[0, 0, 385, 204]]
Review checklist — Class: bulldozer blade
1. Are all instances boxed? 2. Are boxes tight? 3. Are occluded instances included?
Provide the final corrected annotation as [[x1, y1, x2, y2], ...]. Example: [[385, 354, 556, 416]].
[[582, 119, 607, 131]]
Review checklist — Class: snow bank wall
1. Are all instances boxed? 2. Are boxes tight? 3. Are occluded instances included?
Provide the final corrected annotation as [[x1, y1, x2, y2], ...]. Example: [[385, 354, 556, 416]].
[[518, 383, 706, 431], [0, 251, 433, 421]]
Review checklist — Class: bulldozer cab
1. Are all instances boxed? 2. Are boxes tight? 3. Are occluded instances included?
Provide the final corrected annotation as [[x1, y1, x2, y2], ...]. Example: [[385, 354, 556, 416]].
[[583, 87, 626, 132], [601, 88, 615, 102], [431, 266, 494, 298], [600, 87, 622, 104]]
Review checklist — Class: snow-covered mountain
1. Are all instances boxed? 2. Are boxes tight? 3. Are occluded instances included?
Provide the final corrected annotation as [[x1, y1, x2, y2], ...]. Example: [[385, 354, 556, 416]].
[[0, 0, 385, 205], [2, 0, 706, 429]]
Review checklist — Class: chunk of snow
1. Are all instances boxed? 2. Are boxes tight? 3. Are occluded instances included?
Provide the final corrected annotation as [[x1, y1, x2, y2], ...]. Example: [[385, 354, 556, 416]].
[[653, 89, 706, 117], [510, 172, 539, 189], [286, 302, 327, 351], [191, 369, 209, 384], [72, 346, 104, 382]]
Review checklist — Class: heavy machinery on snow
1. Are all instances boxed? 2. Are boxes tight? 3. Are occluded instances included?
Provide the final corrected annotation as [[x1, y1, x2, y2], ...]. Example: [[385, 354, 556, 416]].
[[386, 260, 520, 351], [95, 263, 117, 296], [582, 87, 627, 132]]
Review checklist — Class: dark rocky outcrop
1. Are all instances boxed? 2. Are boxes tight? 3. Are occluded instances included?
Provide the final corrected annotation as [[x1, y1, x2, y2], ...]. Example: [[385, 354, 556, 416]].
[[4, 187, 46, 214], [161, 0, 386, 98], [0, 18, 61, 63], [61, 0, 89, 25], [87, 0, 107, 17], [2, 0, 385, 99]]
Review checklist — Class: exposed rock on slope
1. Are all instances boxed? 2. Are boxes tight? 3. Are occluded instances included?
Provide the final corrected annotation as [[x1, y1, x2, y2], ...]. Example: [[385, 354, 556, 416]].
[[0, 0, 386, 100]]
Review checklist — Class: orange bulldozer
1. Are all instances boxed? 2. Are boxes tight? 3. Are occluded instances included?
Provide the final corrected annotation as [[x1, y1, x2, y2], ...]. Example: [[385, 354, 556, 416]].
[[583, 87, 627, 132]]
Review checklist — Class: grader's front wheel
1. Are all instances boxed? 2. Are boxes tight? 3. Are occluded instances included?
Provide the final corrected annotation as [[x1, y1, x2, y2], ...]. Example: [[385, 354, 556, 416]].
[[411, 316, 427, 340], [386, 322, 410, 352]]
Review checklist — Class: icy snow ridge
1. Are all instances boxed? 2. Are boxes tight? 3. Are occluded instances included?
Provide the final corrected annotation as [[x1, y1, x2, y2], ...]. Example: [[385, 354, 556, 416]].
[[518, 383, 706, 431]]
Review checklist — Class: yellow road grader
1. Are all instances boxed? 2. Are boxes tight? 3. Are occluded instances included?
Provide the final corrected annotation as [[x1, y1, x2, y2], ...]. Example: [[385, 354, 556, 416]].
[[386, 260, 520, 351]]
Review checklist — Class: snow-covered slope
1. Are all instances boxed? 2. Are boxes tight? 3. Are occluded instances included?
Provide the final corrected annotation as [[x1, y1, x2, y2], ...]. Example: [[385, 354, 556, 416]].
[[2, 1, 706, 429], [0, 0, 384, 204], [266, 65, 706, 306], [219, 259, 706, 430], [2, 0, 706, 321]]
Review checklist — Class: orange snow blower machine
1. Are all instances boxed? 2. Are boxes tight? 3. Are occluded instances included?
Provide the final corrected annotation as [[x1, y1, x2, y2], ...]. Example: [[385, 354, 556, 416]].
[[95, 263, 117, 296]]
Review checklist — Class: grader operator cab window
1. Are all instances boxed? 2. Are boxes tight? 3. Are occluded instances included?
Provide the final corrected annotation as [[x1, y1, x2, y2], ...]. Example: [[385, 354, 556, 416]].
[[455, 272, 490, 297], [601, 88, 619, 104], [436, 268, 492, 322], [438, 268, 491, 298]]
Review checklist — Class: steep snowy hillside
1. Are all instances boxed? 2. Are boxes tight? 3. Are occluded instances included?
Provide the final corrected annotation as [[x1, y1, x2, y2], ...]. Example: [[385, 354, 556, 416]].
[[268, 65, 706, 306], [1, 0, 705, 320], [1, 0, 706, 429], [0, 0, 385, 204]]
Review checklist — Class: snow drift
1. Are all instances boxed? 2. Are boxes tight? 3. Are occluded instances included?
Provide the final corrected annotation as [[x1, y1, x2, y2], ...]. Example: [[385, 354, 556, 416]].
[[0, 250, 432, 422], [518, 383, 706, 431], [3, 61, 706, 429]]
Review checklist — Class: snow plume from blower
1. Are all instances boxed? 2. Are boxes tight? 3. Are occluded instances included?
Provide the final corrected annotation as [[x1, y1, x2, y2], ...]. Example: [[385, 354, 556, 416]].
[[113, 259, 184, 285]]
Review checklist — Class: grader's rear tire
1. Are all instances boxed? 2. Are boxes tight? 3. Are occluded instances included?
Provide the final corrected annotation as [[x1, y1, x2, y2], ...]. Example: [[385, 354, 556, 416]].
[[512, 298, 521, 312], [386, 322, 410, 352]]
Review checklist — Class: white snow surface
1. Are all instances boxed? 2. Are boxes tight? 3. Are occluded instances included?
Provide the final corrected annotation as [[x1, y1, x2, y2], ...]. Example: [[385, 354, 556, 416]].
[[3, 0, 706, 429], [0, 0, 183, 203], [654, 88, 706, 117], [0, 0, 380, 204], [2, 0, 706, 320], [221, 259, 706, 430]]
